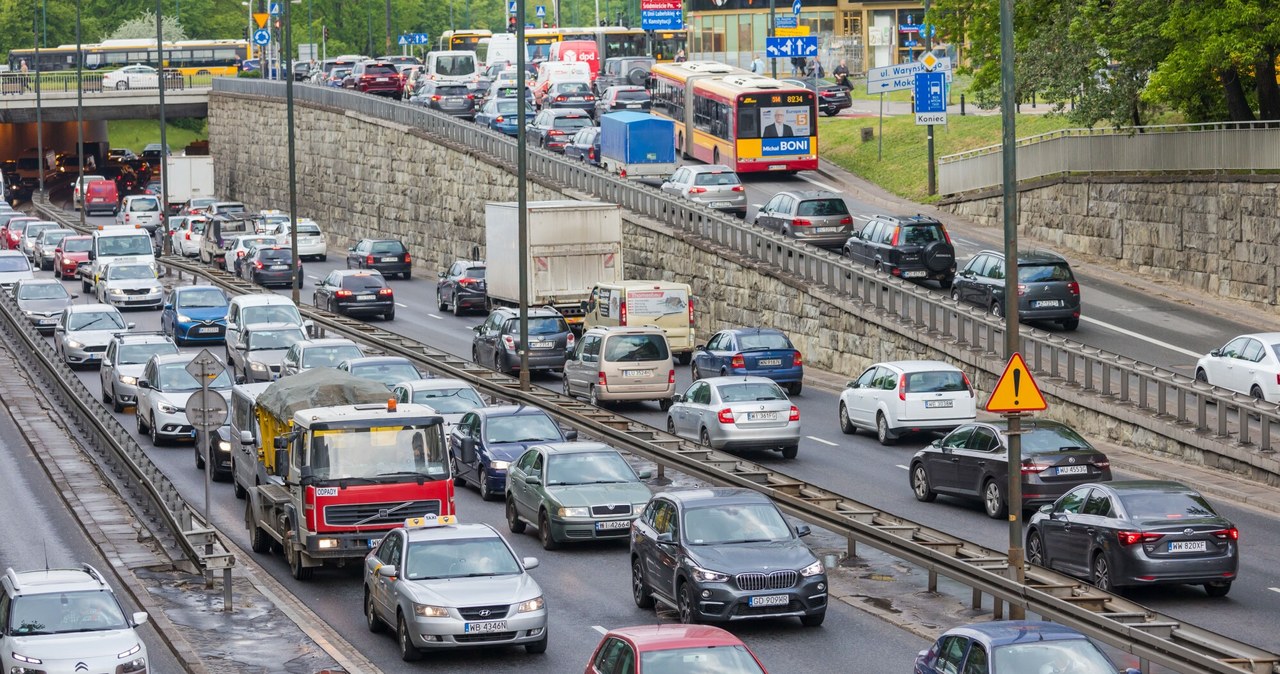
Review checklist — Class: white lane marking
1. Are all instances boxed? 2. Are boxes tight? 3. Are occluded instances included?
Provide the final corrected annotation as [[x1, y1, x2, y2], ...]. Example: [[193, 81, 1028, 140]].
[[1269, 587, 1280, 594], [807, 435, 838, 446], [307, 275, 321, 280], [797, 174, 839, 193], [1079, 316, 1202, 359], [852, 213, 874, 222], [896, 464, 909, 470], [592, 625, 608, 635], [952, 237, 979, 247], [395, 302, 407, 308], [427, 313, 443, 320]]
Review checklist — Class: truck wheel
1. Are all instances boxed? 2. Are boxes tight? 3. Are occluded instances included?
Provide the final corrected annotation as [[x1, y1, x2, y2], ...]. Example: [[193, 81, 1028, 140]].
[[288, 539, 314, 580], [247, 503, 272, 553]]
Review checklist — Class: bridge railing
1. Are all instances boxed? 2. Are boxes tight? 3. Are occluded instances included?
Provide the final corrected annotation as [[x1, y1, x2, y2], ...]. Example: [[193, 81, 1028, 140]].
[[0, 71, 201, 96]]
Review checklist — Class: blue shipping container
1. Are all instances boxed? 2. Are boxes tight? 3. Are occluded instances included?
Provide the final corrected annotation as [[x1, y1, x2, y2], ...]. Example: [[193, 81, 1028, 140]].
[[599, 112, 676, 167]]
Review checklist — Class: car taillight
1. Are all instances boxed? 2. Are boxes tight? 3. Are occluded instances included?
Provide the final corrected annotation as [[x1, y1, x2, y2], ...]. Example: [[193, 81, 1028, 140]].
[[336, 289, 353, 298], [467, 94, 475, 99], [1021, 460, 1053, 475], [731, 185, 744, 192], [403, 252, 411, 263], [689, 187, 707, 194], [730, 354, 745, 369], [237, 251, 246, 258], [789, 405, 800, 421], [889, 226, 900, 245], [431, 95, 441, 101], [378, 288, 393, 296], [1093, 459, 1110, 470], [898, 374, 907, 400], [688, 296, 694, 326], [1017, 284, 1027, 296], [588, 148, 595, 160], [962, 372, 974, 397], [367, 255, 376, 265], [458, 277, 477, 286], [840, 216, 853, 225], [185, 232, 190, 240], [820, 90, 834, 97], [495, 115, 505, 123], [1117, 531, 1164, 546], [254, 261, 263, 269], [1212, 528, 1240, 541], [619, 301, 627, 325], [717, 408, 735, 424], [792, 218, 812, 226], [1067, 281, 1080, 295], [598, 372, 608, 387], [548, 130, 565, 136], [668, 369, 676, 384], [941, 226, 953, 244], [566, 332, 575, 350], [501, 334, 516, 351], [793, 352, 803, 367]]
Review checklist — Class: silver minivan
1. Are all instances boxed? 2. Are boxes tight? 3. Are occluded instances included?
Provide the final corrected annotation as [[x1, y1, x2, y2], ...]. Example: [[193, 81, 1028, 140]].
[[562, 326, 675, 408], [229, 381, 271, 499]]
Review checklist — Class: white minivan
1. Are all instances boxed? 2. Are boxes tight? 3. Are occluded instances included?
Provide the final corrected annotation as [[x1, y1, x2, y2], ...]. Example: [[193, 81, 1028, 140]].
[[427, 50, 478, 84]]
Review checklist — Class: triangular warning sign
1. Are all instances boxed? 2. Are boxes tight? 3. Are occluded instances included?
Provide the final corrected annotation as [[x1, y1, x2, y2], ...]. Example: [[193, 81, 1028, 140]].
[[985, 352, 1048, 413]]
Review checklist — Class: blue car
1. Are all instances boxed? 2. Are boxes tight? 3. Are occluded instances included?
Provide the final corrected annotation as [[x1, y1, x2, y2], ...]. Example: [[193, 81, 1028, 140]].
[[448, 405, 577, 501], [160, 285, 230, 346], [691, 327, 804, 395], [474, 98, 535, 136], [914, 620, 1139, 674]]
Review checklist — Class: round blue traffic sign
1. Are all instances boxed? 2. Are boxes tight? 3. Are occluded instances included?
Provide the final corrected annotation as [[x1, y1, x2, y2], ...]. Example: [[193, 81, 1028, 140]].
[[253, 28, 271, 46]]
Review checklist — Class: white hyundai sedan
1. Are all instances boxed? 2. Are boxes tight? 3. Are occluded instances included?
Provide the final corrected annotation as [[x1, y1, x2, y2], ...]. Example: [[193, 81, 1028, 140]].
[[838, 360, 976, 445], [1195, 333, 1280, 403]]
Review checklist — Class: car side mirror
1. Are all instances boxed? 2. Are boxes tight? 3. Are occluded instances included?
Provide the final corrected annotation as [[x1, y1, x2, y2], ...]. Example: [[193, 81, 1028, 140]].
[[137, 379, 152, 390], [273, 436, 289, 449], [88, 251, 96, 260], [671, 393, 684, 403], [163, 303, 172, 310], [132, 612, 149, 627], [694, 344, 706, 351], [656, 532, 674, 545], [459, 437, 476, 463], [472, 324, 483, 333], [71, 294, 79, 299], [126, 322, 135, 329], [522, 556, 539, 570], [1209, 348, 1221, 357], [637, 469, 654, 480], [563, 428, 578, 441], [795, 524, 811, 537], [274, 448, 289, 476], [1039, 504, 1054, 514], [239, 430, 255, 445], [377, 565, 398, 578], [525, 475, 541, 486], [846, 380, 858, 389]]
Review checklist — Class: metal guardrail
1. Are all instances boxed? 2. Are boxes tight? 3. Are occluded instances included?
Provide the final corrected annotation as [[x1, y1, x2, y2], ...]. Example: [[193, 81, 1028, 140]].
[[936, 121, 1280, 194], [0, 71, 198, 96], [214, 78, 1280, 487], [151, 250, 1280, 674], [0, 205, 235, 584]]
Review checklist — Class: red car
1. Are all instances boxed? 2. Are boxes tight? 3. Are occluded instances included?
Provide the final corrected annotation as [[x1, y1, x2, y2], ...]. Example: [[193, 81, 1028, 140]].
[[53, 234, 92, 280], [344, 60, 403, 98], [584, 625, 768, 674], [2, 216, 39, 250]]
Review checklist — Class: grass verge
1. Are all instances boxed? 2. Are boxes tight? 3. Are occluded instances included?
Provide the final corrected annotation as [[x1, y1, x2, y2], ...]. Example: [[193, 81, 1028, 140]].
[[107, 119, 207, 154]]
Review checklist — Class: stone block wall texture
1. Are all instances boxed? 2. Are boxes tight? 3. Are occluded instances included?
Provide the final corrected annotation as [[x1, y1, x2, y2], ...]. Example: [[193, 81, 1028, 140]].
[[208, 92, 1280, 486], [942, 176, 1280, 307]]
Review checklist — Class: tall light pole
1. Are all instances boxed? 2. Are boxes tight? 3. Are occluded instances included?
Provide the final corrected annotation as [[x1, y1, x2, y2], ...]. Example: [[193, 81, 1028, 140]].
[[34, 7, 44, 197], [516, 0, 530, 391], [76, 0, 86, 231], [155, 0, 171, 252], [285, 0, 301, 305], [998, 0, 1025, 621], [384, 0, 392, 55]]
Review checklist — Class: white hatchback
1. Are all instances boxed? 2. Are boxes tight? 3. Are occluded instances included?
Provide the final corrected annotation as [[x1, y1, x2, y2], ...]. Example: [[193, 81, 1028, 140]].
[[1195, 333, 1280, 403], [838, 360, 976, 445]]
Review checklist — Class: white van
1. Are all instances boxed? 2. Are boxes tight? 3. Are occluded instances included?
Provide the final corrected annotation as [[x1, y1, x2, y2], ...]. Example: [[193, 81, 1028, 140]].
[[427, 50, 478, 84], [583, 280, 696, 364], [486, 33, 517, 70], [115, 194, 162, 232], [83, 225, 157, 294]]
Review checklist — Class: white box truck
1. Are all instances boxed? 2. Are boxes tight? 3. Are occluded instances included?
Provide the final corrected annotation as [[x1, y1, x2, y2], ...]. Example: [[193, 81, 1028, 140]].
[[164, 155, 214, 214], [484, 200, 624, 330]]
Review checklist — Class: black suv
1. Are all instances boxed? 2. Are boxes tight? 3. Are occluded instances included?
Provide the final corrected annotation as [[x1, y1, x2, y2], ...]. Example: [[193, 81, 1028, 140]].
[[843, 214, 956, 288], [630, 488, 827, 626], [472, 306, 573, 375], [951, 249, 1082, 330]]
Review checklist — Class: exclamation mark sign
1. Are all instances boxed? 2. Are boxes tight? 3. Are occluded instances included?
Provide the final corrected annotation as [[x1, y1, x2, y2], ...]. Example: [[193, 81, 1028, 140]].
[[1013, 368, 1021, 406]]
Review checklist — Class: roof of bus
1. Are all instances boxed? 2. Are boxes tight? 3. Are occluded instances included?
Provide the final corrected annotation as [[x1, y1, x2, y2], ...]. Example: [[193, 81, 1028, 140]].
[[694, 74, 812, 97], [650, 60, 750, 83]]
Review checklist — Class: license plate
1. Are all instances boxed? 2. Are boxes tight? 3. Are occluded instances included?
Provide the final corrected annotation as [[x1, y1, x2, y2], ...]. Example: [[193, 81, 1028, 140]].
[[464, 620, 509, 633], [86, 353, 100, 360], [198, 327, 220, 334], [711, 201, 733, 208], [1169, 541, 1207, 553], [758, 358, 782, 367], [623, 369, 652, 377], [746, 411, 777, 421], [271, 264, 289, 270], [748, 595, 789, 607], [1032, 300, 1063, 308], [532, 341, 553, 348], [902, 270, 928, 278], [357, 294, 375, 301], [368, 539, 378, 548], [377, 77, 389, 82], [627, 103, 641, 108], [769, 164, 787, 170], [595, 520, 630, 530], [924, 400, 954, 408], [38, 318, 56, 325], [382, 256, 399, 262], [1056, 465, 1088, 475]]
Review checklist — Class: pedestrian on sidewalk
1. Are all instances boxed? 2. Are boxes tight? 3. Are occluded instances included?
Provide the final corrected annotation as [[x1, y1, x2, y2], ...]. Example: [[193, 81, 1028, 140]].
[[750, 53, 765, 74], [18, 59, 31, 93], [833, 59, 850, 88]]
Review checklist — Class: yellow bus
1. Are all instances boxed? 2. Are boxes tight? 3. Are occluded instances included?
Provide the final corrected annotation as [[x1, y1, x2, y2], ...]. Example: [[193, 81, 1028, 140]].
[[438, 29, 493, 52], [649, 28, 689, 62], [8, 39, 248, 76], [650, 60, 818, 173]]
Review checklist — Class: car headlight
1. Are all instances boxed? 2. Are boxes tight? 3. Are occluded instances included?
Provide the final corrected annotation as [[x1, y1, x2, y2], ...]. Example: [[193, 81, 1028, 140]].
[[412, 603, 449, 618], [65, 339, 84, 349], [249, 361, 267, 371], [177, 313, 192, 322], [218, 440, 232, 452], [158, 402, 180, 414], [557, 506, 589, 518], [117, 643, 142, 659], [516, 596, 544, 613], [22, 310, 33, 316], [800, 560, 825, 577], [691, 565, 729, 583], [11, 652, 42, 664], [490, 460, 510, 470], [120, 657, 147, 673], [119, 376, 138, 385], [110, 288, 127, 295]]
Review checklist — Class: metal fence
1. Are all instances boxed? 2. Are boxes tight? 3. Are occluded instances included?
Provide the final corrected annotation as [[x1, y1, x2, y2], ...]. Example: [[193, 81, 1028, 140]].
[[937, 121, 1280, 194], [0, 71, 199, 96]]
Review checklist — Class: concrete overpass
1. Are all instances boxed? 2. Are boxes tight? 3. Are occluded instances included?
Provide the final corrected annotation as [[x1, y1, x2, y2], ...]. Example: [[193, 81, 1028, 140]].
[[0, 86, 210, 123]]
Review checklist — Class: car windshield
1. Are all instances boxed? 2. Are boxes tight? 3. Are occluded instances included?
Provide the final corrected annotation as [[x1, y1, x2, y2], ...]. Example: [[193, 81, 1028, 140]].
[[694, 172, 740, 186], [342, 275, 386, 291], [1019, 262, 1075, 283], [435, 55, 476, 77], [404, 537, 522, 580], [553, 116, 593, 130], [1020, 425, 1093, 455], [247, 329, 305, 350], [409, 386, 484, 412], [683, 503, 792, 545], [158, 361, 231, 391], [556, 82, 590, 94], [1118, 491, 1219, 520], [107, 264, 154, 280], [513, 316, 567, 335], [301, 345, 364, 369], [309, 425, 448, 480], [796, 198, 849, 216], [485, 414, 561, 444], [640, 646, 766, 674], [238, 237, 275, 250], [25, 225, 55, 239], [904, 370, 968, 393], [241, 305, 301, 326], [118, 342, 178, 365], [68, 311, 125, 331], [9, 589, 129, 636], [992, 640, 1117, 674], [178, 288, 228, 308], [350, 362, 421, 386], [717, 381, 787, 402], [0, 256, 29, 272], [370, 241, 405, 254], [604, 334, 669, 362], [17, 283, 68, 300], [61, 237, 92, 252], [129, 197, 159, 212], [737, 331, 791, 351], [97, 234, 152, 256], [495, 100, 519, 114], [546, 451, 637, 485], [41, 231, 72, 245]]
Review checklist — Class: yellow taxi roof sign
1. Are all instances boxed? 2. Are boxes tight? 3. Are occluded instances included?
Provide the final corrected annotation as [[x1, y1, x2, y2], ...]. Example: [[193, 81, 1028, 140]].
[[405, 515, 457, 529], [985, 352, 1047, 413]]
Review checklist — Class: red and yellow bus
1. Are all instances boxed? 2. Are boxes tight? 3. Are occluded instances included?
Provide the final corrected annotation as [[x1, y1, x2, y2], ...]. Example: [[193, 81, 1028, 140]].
[[650, 61, 818, 173]]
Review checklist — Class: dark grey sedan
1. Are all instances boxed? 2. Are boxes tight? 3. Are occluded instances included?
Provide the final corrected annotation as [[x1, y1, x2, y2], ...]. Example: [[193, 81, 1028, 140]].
[[1026, 481, 1239, 597], [750, 190, 853, 247], [413, 82, 476, 119], [951, 249, 1082, 330], [14, 278, 75, 333]]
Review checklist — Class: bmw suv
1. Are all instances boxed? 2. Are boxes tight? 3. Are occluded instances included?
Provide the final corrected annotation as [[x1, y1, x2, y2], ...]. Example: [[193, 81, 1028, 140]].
[[843, 214, 956, 288]]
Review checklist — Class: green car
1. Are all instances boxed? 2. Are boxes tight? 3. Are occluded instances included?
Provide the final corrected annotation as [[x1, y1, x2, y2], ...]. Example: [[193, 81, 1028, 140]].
[[505, 442, 654, 550]]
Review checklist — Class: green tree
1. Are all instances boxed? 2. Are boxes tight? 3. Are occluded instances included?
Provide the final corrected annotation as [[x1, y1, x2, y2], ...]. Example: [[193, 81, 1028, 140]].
[[105, 10, 189, 41]]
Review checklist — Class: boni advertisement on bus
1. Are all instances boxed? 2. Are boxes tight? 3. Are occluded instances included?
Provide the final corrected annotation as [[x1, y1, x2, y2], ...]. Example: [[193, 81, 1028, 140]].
[[759, 105, 812, 156]]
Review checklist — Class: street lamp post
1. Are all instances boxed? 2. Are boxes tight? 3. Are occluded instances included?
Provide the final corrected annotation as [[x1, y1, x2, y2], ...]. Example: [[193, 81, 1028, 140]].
[[76, 0, 85, 231], [155, 0, 171, 255], [516, 0, 530, 391], [285, 0, 301, 305], [34, 8, 44, 197]]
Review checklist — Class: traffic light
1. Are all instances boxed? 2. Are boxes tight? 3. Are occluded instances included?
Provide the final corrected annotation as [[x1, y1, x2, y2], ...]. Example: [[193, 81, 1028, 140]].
[[323, 26, 329, 39], [508, 16, 516, 32]]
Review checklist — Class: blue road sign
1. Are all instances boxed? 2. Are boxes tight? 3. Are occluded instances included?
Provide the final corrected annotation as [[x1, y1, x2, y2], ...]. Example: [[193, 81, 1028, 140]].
[[398, 33, 429, 45], [792, 0, 802, 14], [914, 71, 946, 114], [775, 15, 797, 28], [268, 1, 281, 15], [535, 5, 546, 17], [765, 36, 818, 58], [508, 0, 517, 12], [903, 39, 919, 47], [252, 28, 271, 46], [642, 10, 682, 31]]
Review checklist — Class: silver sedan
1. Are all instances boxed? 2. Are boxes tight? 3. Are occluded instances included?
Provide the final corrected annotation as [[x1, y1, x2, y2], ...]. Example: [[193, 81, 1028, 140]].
[[666, 375, 801, 459]]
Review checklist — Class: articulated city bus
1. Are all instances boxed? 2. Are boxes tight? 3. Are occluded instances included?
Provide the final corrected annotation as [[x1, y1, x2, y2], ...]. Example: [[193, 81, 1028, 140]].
[[8, 39, 248, 76], [650, 61, 818, 173]]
